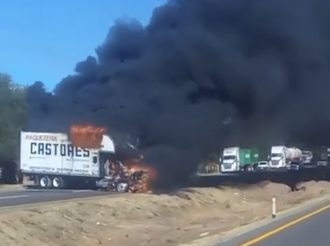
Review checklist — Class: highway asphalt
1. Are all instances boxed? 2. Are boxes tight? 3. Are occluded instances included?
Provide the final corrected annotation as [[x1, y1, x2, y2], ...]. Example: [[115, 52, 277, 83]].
[[250, 209, 330, 246], [0, 187, 117, 208], [214, 199, 330, 246]]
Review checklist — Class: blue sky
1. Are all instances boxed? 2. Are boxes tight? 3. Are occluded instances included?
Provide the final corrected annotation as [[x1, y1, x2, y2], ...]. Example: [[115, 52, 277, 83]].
[[0, 0, 163, 90]]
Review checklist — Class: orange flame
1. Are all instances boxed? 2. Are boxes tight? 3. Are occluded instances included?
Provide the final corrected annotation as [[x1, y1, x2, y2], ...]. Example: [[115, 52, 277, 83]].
[[70, 125, 106, 149], [125, 161, 157, 193]]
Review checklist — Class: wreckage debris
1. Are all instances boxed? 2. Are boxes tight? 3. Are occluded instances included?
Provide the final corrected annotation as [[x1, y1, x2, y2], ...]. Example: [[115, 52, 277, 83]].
[[126, 165, 155, 193], [70, 124, 156, 193]]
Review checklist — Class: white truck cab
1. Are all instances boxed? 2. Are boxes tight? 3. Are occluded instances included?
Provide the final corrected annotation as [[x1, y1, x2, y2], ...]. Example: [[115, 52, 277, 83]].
[[99, 134, 115, 152], [270, 146, 287, 168], [220, 147, 240, 172], [270, 145, 302, 169]]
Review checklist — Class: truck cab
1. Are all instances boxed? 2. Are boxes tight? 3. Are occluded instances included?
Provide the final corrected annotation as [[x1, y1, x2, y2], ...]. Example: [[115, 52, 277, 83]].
[[269, 146, 286, 168], [99, 134, 116, 152], [301, 151, 313, 164], [220, 147, 240, 172]]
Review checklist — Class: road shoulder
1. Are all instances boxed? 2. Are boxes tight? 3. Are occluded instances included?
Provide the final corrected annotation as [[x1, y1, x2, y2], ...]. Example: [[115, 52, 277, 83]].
[[181, 195, 330, 246]]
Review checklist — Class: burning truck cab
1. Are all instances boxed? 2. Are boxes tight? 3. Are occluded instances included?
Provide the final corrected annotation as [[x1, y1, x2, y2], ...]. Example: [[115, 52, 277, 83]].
[[19, 125, 153, 193]]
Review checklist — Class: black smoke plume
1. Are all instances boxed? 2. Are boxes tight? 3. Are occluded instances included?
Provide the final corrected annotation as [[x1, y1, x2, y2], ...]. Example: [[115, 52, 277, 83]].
[[26, 0, 330, 187]]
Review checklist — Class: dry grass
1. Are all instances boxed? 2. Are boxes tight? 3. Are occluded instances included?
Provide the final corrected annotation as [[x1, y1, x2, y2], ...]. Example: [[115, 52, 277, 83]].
[[0, 181, 329, 246]]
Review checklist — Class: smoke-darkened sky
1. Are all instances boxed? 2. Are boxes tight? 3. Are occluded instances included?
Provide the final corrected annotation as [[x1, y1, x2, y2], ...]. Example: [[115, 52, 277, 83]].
[[26, 0, 330, 184]]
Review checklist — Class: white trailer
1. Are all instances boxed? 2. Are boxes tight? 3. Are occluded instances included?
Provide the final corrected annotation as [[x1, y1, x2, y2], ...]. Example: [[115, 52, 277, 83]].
[[20, 131, 116, 189]]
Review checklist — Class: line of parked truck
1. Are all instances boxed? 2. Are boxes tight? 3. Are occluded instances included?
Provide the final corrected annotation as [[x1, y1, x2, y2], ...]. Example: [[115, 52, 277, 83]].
[[218, 145, 329, 173]]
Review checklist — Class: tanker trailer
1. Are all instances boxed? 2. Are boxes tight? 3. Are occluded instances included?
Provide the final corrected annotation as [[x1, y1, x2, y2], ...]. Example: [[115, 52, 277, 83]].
[[285, 147, 302, 162], [285, 147, 303, 170]]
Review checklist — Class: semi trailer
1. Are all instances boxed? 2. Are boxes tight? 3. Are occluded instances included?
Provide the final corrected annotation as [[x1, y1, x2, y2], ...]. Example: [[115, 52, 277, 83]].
[[19, 130, 149, 192]]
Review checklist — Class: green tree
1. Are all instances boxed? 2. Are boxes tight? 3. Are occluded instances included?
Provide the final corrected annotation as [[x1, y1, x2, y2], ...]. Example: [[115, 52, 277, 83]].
[[0, 73, 28, 161]]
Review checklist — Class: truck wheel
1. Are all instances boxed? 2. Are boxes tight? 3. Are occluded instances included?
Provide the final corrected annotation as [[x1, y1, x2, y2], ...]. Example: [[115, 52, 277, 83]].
[[39, 175, 51, 188], [52, 176, 65, 189], [245, 166, 253, 172], [116, 182, 128, 193]]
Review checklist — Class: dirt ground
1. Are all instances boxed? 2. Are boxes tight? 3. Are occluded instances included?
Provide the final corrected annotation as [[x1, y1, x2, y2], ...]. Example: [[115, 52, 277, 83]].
[[0, 181, 329, 246]]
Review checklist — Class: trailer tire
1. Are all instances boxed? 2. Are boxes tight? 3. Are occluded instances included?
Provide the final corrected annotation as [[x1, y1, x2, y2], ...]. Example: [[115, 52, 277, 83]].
[[245, 165, 253, 172], [38, 175, 51, 188], [51, 176, 65, 189]]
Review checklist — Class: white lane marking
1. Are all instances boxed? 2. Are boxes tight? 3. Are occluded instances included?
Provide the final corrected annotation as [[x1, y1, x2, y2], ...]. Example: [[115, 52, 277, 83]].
[[72, 190, 94, 193], [22, 189, 95, 193], [0, 195, 29, 200]]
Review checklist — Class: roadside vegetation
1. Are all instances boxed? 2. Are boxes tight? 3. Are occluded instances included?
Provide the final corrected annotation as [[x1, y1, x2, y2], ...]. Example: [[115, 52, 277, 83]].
[[0, 73, 30, 182], [0, 73, 28, 161]]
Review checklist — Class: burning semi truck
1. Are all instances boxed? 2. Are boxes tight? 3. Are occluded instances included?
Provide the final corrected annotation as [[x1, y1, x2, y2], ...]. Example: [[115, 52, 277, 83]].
[[19, 126, 154, 193]]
